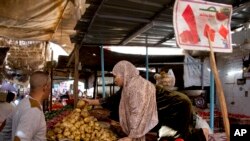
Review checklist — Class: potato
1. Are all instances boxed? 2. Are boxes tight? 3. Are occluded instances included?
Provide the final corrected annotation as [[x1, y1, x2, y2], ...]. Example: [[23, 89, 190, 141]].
[[75, 108, 81, 113], [47, 130, 55, 137], [81, 111, 89, 118], [70, 126, 76, 132], [54, 127, 62, 134], [96, 132, 101, 138], [84, 117, 91, 123], [94, 122, 100, 127], [68, 135, 74, 140], [85, 126, 92, 133], [86, 133, 91, 138], [91, 131, 96, 138], [75, 130, 81, 136], [63, 130, 70, 137], [89, 121, 94, 127], [77, 100, 86, 108], [79, 125, 85, 131], [57, 134, 63, 140], [94, 126, 101, 131], [69, 119, 76, 124], [75, 135, 81, 141], [75, 121, 81, 129], [64, 128, 70, 132]]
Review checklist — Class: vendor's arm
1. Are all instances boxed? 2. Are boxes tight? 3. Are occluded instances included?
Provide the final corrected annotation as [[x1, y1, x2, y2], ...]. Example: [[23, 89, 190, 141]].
[[82, 98, 101, 106], [82, 91, 121, 108]]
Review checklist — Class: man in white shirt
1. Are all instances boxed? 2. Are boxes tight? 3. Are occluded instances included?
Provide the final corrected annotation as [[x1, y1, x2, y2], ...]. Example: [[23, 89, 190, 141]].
[[0, 91, 16, 141], [11, 71, 51, 141]]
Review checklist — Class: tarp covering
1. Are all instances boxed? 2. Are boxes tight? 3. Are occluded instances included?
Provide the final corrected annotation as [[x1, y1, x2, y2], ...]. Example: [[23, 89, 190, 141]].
[[0, 0, 88, 53]]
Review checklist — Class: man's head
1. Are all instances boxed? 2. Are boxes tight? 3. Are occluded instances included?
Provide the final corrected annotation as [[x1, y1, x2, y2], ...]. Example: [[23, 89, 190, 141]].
[[30, 71, 51, 100]]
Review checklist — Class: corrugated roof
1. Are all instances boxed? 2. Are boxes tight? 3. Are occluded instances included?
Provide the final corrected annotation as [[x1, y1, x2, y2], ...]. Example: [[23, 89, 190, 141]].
[[72, 0, 250, 47]]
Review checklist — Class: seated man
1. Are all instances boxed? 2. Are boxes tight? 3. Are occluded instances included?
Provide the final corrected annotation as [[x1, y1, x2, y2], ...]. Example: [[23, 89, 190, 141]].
[[154, 71, 209, 141]]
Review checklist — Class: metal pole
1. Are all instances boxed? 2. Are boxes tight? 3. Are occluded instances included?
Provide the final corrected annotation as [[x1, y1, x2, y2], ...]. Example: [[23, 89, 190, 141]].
[[146, 35, 149, 80], [201, 58, 204, 90], [100, 45, 106, 98], [93, 71, 97, 99], [210, 69, 215, 133], [73, 46, 79, 108]]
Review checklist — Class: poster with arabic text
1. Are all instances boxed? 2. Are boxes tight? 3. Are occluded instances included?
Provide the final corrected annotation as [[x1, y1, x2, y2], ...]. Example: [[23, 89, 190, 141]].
[[173, 0, 233, 52]]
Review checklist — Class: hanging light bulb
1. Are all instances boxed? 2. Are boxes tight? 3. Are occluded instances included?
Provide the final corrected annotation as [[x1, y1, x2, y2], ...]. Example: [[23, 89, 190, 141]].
[[69, 70, 72, 79], [78, 62, 82, 70]]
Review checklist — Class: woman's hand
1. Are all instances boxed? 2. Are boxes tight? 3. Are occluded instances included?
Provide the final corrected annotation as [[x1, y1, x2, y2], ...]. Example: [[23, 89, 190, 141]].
[[118, 137, 132, 141], [81, 98, 100, 106]]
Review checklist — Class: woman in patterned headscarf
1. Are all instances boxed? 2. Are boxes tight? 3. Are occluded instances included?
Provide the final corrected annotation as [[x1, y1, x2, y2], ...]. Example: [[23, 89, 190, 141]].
[[112, 60, 158, 141]]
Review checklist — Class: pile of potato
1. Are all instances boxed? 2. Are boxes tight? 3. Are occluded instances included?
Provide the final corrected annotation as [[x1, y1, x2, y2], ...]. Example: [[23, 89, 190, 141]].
[[47, 100, 117, 141]]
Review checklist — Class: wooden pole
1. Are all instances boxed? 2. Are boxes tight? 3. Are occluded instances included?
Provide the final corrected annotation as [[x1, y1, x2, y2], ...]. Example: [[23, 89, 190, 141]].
[[208, 33, 230, 140], [73, 46, 79, 108], [49, 49, 53, 111]]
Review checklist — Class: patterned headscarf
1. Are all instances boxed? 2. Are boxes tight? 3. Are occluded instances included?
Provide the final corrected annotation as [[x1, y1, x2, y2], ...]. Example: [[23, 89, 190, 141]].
[[112, 60, 139, 87], [112, 60, 158, 141]]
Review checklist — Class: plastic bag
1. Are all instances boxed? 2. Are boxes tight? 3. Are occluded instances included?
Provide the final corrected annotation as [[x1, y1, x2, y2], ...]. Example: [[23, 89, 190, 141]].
[[195, 114, 213, 134]]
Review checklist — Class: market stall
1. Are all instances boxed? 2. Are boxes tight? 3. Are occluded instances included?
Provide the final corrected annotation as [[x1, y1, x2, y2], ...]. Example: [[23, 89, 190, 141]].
[[1, 0, 250, 141]]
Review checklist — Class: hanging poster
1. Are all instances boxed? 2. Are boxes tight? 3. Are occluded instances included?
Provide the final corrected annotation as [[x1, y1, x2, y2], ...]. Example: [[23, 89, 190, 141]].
[[173, 0, 233, 52]]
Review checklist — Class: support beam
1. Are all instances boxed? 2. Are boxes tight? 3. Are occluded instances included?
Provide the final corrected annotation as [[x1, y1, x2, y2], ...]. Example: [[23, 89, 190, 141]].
[[66, 47, 75, 67], [148, 62, 201, 65], [120, 3, 172, 45], [73, 46, 79, 108], [103, 4, 154, 15], [153, 21, 173, 28], [121, 22, 154, 45], [127, 0, 163, 8], [154, 33, 175, 46], [49, 0, 70, 41], [67, 0, 105, 67], [233, 1, 250, 13], [97, 14, 150, 23]]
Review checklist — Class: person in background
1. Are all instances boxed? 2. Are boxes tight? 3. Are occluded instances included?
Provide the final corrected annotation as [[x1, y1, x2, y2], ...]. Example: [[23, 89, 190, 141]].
[[154, 71, 208, 141], [0, 91, 17, 141], [60, 91, 70, 100], [11, 71, 51, 141], [0, 91, 16, 130], [112, 60, 158, 141], [6, 91, 16, 107]]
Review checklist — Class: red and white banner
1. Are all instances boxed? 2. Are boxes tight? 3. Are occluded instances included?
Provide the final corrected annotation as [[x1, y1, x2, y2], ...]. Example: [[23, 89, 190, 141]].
[[173, 0, 233, 52]]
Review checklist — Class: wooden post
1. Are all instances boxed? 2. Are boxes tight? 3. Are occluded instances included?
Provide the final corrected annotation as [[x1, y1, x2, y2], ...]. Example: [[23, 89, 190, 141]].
[[50, 49, 53, 111], [73, 46, 79, 108], [208, 34, 230, 140]]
